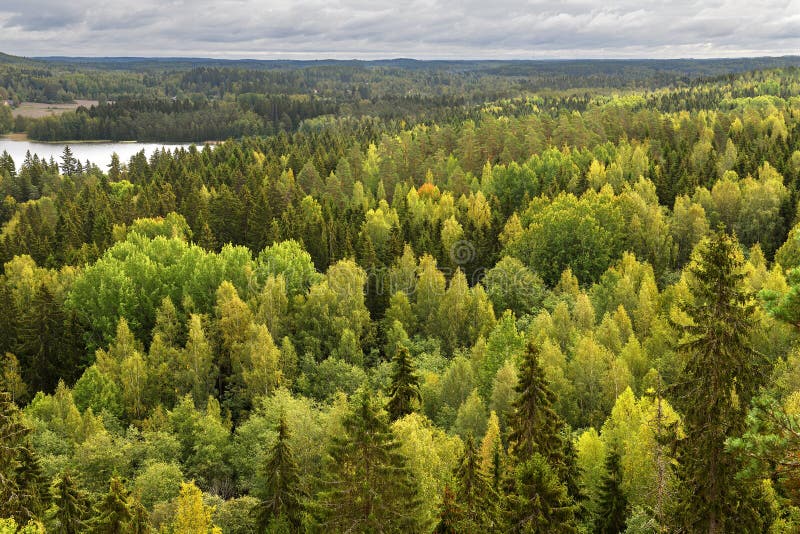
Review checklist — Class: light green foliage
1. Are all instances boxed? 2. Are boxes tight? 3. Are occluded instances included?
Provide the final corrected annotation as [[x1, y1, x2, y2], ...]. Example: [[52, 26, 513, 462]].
[[484, 256, 547, 317], [168, 396, 231, 488], [4, 63, 800, 533], [576, 428, 607, 524], [508, 189, 625, 285], [232, 389, 326, 497], [256, 240, 322, 296], [568, 335, 632, 428], [452, 389, 487, 441], [393, 413, 462, 530], [67, 234, 255, 345], [133, 461, 183, 509], [478, 311, 525, 401], [113, 212, 192, 242]]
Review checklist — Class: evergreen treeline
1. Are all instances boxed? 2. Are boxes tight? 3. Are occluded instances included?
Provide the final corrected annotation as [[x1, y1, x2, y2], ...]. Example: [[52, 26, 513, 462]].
[[2, 64, 800, 532]]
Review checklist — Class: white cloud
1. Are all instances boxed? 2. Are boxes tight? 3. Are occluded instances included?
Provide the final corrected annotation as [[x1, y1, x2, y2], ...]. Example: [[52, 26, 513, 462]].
[[1, 0, 799, 59]]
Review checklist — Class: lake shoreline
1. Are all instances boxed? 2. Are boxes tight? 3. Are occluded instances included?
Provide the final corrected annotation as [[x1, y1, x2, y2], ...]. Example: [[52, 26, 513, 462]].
[[0, 138, 194, 168], [2, 133, 222, 145]]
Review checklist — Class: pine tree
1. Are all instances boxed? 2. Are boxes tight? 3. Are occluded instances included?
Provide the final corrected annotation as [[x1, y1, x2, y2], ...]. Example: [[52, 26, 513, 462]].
[[386, 345, 421, 421], [595, 450, 627, 534], [315, 387, 420, 532], [252, 415, 304, 530], [48, 472, 89, 534], [672, 230, 767, 533], [91, 477, 132, 534]]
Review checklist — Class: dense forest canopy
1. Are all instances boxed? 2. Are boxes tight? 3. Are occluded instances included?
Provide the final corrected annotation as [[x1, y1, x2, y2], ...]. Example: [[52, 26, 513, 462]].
[[3, 55, 800, 532], [2, 53, 800, 141]]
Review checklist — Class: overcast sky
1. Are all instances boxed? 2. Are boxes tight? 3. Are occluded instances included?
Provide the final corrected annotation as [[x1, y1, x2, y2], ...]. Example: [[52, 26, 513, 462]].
[[1, 0, 799, 60]]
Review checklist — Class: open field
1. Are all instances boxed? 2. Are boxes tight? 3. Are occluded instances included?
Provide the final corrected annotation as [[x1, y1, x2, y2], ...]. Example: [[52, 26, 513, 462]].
[[11, 99, 98, 118]]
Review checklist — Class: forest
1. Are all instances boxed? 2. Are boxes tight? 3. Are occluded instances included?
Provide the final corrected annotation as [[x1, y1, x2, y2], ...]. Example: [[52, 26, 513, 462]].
[[2, 57, 800, 533], [2, 53, 800, 142]]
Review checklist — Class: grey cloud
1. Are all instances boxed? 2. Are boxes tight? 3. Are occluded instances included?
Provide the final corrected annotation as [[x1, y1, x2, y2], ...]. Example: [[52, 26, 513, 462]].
[[1, 0, 799, 58]]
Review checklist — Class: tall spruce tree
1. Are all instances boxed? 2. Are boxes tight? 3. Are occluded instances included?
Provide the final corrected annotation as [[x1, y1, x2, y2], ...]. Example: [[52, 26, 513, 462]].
[[386, 345, 421, 421], [451, 434, 500, 531], [128, 495, 151, 534], [508, 341, 566, 466], [507, 453, 577, 533], [91, 477, 132, 534], [672, 230, 767, 533], [252, 414, 305, 531], [506, 342, 577, 532], [48, 471, 89, 534], [0, 390, 39, 522], [60, 146, 76, 176], [315, 387, 420, 532], [434, 486, 461, 534], [595, 450, 627, 534], [15, 443, 49, 521]]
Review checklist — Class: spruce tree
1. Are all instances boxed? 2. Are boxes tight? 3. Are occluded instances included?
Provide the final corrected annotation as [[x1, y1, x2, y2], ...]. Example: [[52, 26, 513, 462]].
[[91, 477, 132, 534], [15, 284, 72, 393], [0, 390, 36, 521], [451, 434, 499, 531], [15, 443, 49, 521], [508, 341, 566, 466], [48, 471, 89, 534], [507, 453, 577, 533], [595, 450, 627, 534], [434, 486, 461, 534], [672, 230, 766, 533], [128, 495, 151, 534], [315, 387, 420, 532], [386, 345, 421, 421], [505, 342, 577, 532], [252, 414, 304, 531], [60, 146, 76, 176]]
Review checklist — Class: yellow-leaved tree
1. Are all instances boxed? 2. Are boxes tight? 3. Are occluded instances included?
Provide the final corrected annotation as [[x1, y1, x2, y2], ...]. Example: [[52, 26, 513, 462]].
[[173, 481, 220, 534]]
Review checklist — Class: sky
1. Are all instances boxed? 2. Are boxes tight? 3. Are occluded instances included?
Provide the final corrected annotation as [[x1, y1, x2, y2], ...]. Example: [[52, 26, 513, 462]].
[[1, 0, 800, 60]]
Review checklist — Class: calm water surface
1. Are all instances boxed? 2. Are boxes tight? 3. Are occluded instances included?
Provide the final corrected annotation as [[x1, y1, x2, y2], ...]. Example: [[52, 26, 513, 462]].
[[0, 139, 195, 169]]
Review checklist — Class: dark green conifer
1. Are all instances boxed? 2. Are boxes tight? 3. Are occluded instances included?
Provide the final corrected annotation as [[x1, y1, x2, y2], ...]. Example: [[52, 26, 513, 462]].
[[452, 434, 499, 531], [252, 414, 305, 531], [508, 341, 565, 465], [48, 471, 89, 534], [0, 390, 37, 521], [434, 486, 461, 534], [15, 443, 49, 520], [315, 387, 420, 532], [507, 453, 577, 533], [505, 342, 577, 532], [386, 345, 421, 421], [595, 450, 627, 534], [91, 477, 132, 534], [672, 230, 767, 533]]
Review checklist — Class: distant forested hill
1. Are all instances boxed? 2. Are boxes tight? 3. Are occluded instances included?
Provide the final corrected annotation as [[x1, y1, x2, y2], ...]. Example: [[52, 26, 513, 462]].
[[2, 52, 800, 141]]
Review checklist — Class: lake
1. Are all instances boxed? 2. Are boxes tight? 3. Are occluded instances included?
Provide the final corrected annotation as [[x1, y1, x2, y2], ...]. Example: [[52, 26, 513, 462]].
[[0, 138, 196, 170]]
